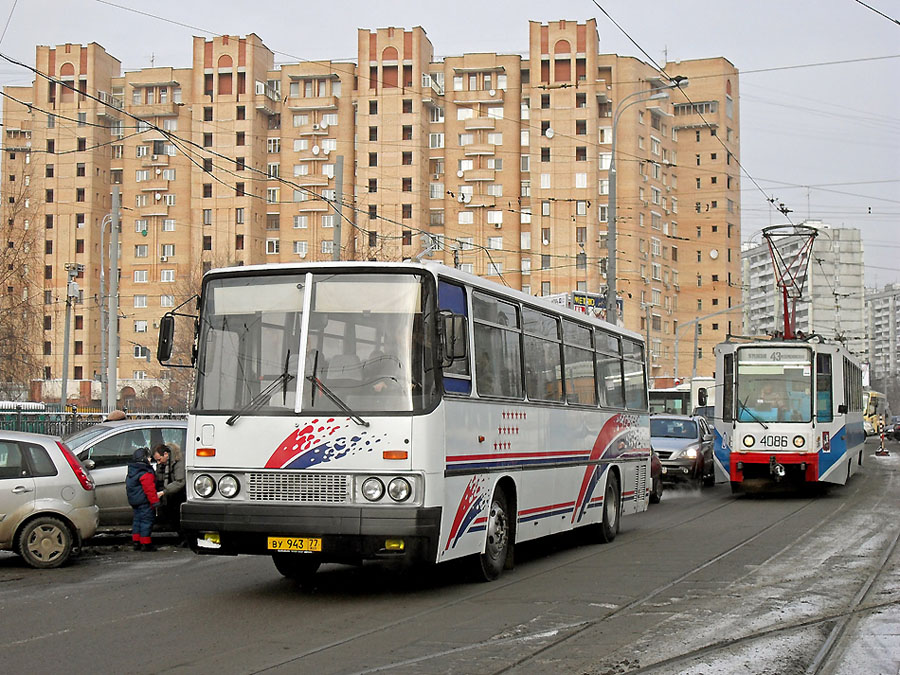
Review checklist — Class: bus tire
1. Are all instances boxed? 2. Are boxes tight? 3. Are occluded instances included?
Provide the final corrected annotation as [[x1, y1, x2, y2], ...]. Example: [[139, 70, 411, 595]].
[[474, 487, 512, 582], [598, 472, 620, 543], [272, 553, 320, 581]]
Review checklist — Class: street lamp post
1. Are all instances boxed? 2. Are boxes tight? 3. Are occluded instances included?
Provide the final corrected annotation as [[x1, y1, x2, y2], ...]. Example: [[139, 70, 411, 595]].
[[98, 212, 114, 407], [673, 302, 746, 382], [606, 77, 688, 327]]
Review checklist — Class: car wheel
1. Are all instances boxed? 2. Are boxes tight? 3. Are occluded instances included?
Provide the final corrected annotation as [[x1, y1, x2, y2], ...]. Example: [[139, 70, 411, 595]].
[[18, 516, 73, 569], [472, 487, 512, 582], [702, 459, 716, 487], [649, 476, 663, 504], [598, 472, 620, 543], [272, 554, 321, 581]]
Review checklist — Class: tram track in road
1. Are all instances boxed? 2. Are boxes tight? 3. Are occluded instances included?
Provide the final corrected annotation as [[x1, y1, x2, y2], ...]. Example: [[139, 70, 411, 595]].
[[249, 492, 821, 674]]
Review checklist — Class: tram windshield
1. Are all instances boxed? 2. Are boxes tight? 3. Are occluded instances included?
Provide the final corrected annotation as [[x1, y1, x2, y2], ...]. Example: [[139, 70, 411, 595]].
[[736, 347, 813, 423]]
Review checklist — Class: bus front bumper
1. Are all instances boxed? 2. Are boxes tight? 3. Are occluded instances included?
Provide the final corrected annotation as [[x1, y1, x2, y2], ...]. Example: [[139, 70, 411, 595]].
[[180, 501, 442, 564]]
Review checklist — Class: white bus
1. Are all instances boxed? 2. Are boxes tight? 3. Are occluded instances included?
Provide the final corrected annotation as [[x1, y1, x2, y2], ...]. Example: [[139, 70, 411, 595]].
[[158, 262, 651, 581], [712, 340, 865, 491]]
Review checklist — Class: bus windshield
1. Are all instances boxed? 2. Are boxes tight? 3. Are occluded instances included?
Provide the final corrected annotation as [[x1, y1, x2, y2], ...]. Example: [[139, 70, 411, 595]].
[[736, 347, 812, 423], [195, 271, 438, 416]]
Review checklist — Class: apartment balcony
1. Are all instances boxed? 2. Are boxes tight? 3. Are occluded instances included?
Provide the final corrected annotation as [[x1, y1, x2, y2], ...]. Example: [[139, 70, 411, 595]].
[[288, 96, 339, 112], [292, 175, 330, 187], [141, 154, 169, 168], [129, 102, 180, 118], [296, 123, 330, 137], [464, 117, 496, 131], [464, 168, 495, 182], [138, 179, 169, 192], [451, 89, 505, 106], [463, 143, 495, 157], [139, 203, 170, 217], [295, 200, 331, 212]]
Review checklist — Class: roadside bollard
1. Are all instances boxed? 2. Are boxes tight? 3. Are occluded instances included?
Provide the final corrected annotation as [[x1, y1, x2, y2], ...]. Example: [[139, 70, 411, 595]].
[[875, 429, 890, 456]]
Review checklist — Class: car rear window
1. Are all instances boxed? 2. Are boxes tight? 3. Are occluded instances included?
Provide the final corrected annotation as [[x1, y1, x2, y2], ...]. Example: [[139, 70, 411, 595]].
[[24, 443, 58, 477]]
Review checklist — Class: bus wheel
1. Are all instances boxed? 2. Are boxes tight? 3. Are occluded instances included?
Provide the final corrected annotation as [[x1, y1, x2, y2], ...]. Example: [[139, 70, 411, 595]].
[[474, 487, 511, 582], [598, 472, 620, 543], [272, 553, 321, 581]]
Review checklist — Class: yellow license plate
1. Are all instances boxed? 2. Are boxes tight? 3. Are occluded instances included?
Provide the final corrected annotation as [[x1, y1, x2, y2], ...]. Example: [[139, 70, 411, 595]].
[[267, 537, 322, 552]]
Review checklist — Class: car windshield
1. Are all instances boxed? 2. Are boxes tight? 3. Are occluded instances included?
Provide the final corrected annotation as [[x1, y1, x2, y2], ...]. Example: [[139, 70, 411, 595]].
[[651, 419, 698, 439], [195, 271, 439, 416], [63, 423, 115, 446]]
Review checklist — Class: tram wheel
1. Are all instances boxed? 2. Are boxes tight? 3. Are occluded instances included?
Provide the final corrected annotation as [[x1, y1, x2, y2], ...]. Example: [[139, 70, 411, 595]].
[[598, 472, 620, 543], [473, 487, 512, 582]]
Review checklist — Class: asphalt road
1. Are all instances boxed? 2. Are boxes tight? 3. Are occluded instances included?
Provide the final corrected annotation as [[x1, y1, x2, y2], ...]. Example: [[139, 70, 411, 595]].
[[1, 438, 898, 675]]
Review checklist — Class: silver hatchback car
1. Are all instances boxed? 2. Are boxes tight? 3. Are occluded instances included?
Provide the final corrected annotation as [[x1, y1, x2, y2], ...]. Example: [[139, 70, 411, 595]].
[[64, 419, 187, 528], [0, 430, 99, 568]]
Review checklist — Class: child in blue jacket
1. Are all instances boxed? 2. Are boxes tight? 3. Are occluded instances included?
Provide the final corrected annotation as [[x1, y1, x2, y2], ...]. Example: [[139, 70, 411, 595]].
[[126, 447, 163, 551]]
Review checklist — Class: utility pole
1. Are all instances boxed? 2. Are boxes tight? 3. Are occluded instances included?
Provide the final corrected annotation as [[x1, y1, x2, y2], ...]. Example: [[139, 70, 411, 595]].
[[60, 263, 84, 410], [331, 155, 343, 261], [106, 187, 120, 411]]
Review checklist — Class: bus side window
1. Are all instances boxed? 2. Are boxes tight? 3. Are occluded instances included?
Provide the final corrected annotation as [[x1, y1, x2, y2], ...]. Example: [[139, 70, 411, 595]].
[[816, 354, 833, 423], [439, 280, 471, 395]]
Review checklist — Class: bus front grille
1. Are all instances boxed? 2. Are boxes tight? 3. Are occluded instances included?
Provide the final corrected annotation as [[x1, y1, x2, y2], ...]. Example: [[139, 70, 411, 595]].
[[246, 472, 350, 503]]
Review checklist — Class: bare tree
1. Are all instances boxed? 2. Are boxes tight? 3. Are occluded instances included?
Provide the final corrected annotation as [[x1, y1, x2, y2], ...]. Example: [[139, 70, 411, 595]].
[[0, 151, 42, 400]]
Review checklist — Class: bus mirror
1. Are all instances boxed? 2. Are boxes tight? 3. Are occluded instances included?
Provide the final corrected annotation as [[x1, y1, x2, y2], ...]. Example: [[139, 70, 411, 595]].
[[838, 403, 847, 414], [157, 314, 175, 363], [440, 313, 467, 366], [698, 387, 708, 407]]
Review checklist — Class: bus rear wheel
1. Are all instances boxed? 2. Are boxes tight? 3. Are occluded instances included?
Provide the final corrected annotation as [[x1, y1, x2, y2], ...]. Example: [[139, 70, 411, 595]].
[[272, 553, 321, 581], [598, 472, 620, 543], [473, 487, 512, 582]]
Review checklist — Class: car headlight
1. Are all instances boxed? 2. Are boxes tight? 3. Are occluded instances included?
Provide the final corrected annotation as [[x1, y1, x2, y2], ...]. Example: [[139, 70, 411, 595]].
[[743, 434, 755, 448], [218, 474, 240, 498], [194, 474, 215, 498], [362, 477, 385, 502], [683, 446, 699, 459], [387, 477, 412, 502]]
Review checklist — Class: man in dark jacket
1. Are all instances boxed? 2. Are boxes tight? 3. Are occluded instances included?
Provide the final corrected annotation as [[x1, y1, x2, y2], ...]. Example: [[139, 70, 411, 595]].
[[152, 443, 185, 531], [126, 447, 162, 551]]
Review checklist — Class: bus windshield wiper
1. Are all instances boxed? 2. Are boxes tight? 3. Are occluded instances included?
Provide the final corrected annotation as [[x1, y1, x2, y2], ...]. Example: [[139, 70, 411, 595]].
[[738, 396, 769, 430], [226, 350, 295, 426], [306, 374, 369, 427]]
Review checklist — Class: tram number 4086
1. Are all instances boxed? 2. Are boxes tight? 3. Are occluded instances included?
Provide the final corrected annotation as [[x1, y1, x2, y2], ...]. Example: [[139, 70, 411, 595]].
[[758, 435, 789, 448]]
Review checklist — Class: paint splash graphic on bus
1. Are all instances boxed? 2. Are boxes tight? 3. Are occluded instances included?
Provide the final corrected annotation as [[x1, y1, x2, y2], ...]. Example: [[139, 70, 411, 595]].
[[572, 413, 647, 523], [444, 475, 487, 551], [264, 418, 385, 469]]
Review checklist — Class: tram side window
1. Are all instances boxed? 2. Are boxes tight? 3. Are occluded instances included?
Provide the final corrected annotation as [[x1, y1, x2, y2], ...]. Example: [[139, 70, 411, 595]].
[[562, 320, 596, 406], [523, 307, 563, 402], [473, 292, 523, 399], [438, 280, 471, 395], [596, 332, 625, 409], [816, 354, 833, 422], [723, 353, 734, 422], [623, 340, 648, 411]]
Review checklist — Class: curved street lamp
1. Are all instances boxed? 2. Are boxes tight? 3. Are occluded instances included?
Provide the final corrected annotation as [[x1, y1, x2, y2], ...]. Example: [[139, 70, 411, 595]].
[[606, 77, 688, 327]]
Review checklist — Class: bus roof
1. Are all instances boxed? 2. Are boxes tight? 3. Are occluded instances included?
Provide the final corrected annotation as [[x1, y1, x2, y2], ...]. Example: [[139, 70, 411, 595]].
[[200, 260, 645, 344]]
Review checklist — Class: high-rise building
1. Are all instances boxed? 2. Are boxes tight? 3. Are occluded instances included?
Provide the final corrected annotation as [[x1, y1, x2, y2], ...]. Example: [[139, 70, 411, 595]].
[[865, 283, 900, 407], [0, 21, 740, 407], [741, 221, 866, 357]]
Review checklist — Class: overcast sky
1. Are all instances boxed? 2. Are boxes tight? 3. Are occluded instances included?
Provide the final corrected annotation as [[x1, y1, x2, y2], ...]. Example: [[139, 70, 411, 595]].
[[2, 0, 897, 287]]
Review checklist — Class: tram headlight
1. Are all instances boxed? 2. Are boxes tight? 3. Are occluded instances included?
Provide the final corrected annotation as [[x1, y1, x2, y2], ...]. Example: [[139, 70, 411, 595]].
[[362, 477, 385, 502], [742, 434, 755, 448], [218, 474, 240, 499], [194, 474, 216, 498], [387, 477, 412, 502], [793, 435, 806, 448]]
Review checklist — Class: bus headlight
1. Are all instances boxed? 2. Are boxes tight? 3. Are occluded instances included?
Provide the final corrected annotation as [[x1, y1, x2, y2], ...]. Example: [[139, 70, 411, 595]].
[[194, 474, 216, 498], [387, 477, 412, 502], [362, 477, 385, 502], [743, 435, 755, 448], [218, 474, 240, 498], [793, 435, 805, 448]]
